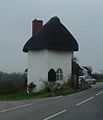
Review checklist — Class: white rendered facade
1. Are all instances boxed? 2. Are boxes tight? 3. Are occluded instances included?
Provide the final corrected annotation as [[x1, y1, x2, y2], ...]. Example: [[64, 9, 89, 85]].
[[28, 49, 73, 92]]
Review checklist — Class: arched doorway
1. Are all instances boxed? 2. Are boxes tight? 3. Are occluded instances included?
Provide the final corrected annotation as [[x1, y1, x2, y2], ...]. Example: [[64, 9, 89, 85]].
[[48, 69, 56, 82]]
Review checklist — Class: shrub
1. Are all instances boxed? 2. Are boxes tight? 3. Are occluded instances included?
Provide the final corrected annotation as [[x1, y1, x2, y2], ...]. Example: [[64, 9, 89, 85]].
[[27, 82, 36, 94], [0, 79, 27, 95], [0, 80, 16, 94], [43, 80, 68, 92]]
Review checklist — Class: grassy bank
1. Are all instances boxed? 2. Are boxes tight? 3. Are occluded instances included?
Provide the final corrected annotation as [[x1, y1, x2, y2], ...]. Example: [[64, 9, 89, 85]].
[[0, 88, 81, 101]]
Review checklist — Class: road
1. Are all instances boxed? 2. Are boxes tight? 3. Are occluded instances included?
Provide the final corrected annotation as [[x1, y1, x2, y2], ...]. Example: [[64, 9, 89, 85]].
[[0, 83, 103, 120]]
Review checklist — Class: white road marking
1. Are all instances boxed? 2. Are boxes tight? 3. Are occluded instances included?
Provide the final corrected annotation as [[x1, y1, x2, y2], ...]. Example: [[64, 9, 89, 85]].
[[96, 91, 103, 96], [44, 110, 67, 120], [76, 96, 94, 106], [0, 103, 33, 113]]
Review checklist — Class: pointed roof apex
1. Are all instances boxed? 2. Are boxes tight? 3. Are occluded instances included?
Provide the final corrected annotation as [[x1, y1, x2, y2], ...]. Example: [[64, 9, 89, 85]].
[[49, 16, 60, 22]]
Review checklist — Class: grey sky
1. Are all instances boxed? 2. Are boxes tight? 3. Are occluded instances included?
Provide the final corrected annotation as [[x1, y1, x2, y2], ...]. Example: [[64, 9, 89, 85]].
[[0, 0, 103, 73]]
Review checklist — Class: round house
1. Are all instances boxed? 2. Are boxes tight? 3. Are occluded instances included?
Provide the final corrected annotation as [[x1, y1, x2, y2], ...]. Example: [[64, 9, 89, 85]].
[[23, 17, 78, 92]]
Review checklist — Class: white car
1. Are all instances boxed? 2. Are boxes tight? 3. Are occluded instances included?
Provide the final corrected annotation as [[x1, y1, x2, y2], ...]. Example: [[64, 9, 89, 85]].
[[78, 76, 96, 85]]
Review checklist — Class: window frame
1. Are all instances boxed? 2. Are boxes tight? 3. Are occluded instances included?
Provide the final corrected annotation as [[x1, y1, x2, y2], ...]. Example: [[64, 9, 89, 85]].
[[56, 68, 63, 81]]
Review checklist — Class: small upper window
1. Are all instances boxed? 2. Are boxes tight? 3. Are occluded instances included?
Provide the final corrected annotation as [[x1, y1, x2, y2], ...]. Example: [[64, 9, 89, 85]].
[[56, 68, 63, 81]]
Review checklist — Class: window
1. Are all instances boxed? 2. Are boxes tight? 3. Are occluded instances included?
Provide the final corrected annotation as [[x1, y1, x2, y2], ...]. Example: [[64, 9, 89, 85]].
[[56, 68, 63, 81]]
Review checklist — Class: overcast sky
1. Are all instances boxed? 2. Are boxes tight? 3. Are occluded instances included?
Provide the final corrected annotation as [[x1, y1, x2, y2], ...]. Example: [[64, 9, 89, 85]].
[[0, 0, 103, 73]]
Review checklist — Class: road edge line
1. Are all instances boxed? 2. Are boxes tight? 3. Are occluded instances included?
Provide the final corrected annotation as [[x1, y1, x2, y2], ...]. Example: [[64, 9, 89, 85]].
[[44, 110, 67, 120], [0, 103, 33, 113]]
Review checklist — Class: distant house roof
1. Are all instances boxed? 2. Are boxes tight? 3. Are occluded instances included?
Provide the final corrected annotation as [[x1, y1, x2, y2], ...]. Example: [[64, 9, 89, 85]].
[[23, 16, 79, 52], [72, 61, 82, 74], [83, 66, 92, 72]]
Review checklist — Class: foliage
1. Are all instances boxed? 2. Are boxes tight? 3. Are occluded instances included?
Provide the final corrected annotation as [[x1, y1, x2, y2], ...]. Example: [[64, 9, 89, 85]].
[[0, 71, 27, 94], [43, 80, 69, 92], [0, 88, 81, 101], [96, 79, 103, 82], [27, 82, 36, 94], [91, 73, 103, 79], [43, 81, 56, 92], [0, 71, 26, 81]]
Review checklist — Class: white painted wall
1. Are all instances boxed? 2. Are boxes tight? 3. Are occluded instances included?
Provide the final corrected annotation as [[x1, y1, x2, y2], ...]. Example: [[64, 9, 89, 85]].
[[47, 50, 72, 82], [28, 50, 48, 92], [27, 50, 73, 92]]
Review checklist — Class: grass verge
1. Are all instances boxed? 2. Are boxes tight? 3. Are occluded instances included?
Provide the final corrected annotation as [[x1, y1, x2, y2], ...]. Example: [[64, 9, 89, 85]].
[[0, 88, 81, 101]]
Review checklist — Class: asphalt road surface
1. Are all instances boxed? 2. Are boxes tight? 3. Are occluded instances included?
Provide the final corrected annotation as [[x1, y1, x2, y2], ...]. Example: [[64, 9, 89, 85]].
[[0, 83, 103, 120]]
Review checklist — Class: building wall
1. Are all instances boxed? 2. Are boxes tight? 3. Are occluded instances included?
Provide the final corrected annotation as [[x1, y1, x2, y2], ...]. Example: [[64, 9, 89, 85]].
[[28, 50, 73, 92], [47, 50, 72, 82], [28, 50, 48, 92]]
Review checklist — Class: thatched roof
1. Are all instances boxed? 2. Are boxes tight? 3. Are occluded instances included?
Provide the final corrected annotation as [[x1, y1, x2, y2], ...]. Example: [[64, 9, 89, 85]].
[[23, 17, 78, 52]]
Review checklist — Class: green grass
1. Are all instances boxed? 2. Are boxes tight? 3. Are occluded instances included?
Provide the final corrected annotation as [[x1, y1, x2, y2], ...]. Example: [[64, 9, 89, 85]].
[[96, 79, 103, 82], [0, 88, 81, 101]]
